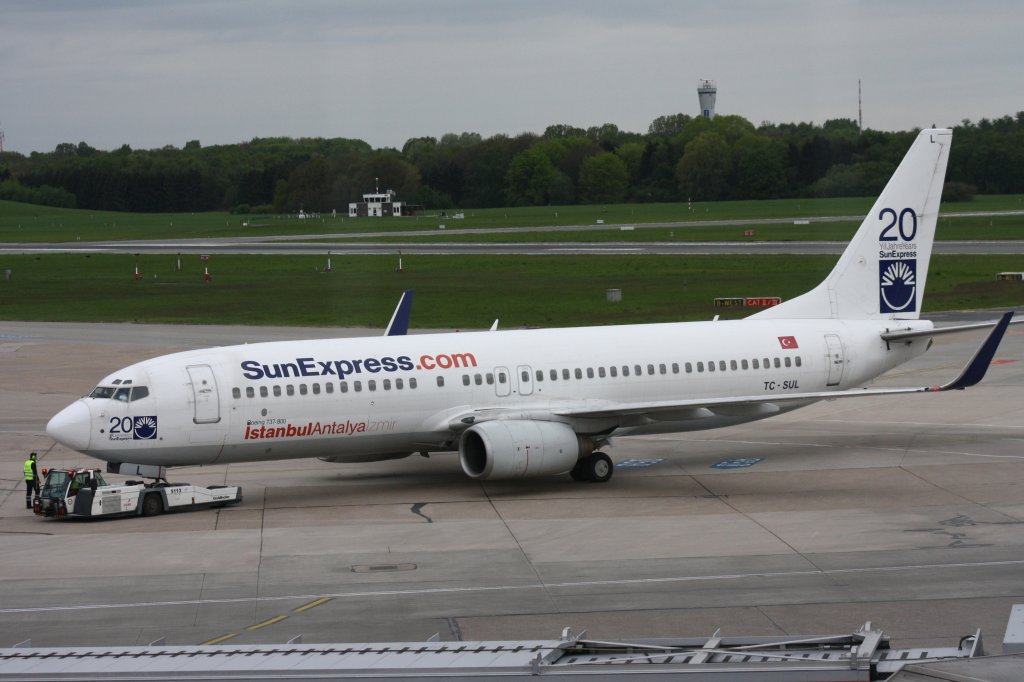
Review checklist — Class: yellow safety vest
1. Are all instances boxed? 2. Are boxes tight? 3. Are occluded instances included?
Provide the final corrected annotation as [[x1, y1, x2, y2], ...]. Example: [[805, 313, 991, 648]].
[[24, 459, 35, 480]]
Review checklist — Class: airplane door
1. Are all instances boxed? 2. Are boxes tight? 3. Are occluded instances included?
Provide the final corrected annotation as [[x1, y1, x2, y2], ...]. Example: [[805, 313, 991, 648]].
[[186, 365, 221, 424], [517, 365, 534, 395], [824, 334, 845, 386], [494, 367, 511, 397]]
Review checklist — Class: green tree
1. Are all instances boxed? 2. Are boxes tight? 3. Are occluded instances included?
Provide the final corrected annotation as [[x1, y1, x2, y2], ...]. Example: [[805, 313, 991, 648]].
[[676, 132, 731, 200], [578, 152, 629, 204], [505, 147, 558, 205]]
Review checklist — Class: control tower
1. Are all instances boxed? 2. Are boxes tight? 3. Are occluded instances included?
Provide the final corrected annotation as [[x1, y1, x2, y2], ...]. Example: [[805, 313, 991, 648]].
[[697, 79, 717, 120]]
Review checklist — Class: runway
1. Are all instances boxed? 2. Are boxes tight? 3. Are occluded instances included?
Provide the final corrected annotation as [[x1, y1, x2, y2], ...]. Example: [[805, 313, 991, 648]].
[[0, 316, 1022, 650]]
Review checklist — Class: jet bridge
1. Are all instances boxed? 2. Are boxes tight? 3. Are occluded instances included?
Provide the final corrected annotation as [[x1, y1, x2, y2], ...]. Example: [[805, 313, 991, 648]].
[[0, 622, 986, 680]]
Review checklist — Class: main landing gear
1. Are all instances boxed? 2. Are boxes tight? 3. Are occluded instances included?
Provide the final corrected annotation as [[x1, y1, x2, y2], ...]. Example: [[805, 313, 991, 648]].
[[570, 452, 613, 483]]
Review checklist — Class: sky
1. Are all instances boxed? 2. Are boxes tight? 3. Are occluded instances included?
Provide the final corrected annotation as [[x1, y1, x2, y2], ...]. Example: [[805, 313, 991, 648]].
[[1, 0, 1020, 155]]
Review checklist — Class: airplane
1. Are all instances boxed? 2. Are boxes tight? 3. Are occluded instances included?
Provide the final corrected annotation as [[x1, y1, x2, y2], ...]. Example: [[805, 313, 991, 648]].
[[46, 128, 1017, 484]]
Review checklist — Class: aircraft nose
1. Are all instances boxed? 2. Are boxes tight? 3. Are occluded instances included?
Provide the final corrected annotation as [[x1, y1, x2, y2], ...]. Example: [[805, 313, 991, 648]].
[[47, 401, 92, 451]]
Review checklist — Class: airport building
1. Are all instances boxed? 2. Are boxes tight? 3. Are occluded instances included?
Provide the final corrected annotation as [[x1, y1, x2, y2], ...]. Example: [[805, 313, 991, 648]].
[[348, 189, 419, 217]]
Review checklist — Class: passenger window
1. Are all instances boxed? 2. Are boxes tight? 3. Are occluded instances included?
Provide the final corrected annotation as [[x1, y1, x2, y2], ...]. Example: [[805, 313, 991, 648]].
[[383, 379, 391, 390], [232, 387, 241, 399], [610, 366, 618, 377], [685, 362, 693, 373], [598, 367, 606, 378], [659, 364, 666, 375], [773, 358, 781, 368], [697, 362, 704, 372], [299, 384, 308, 395], [436, 376, 444, 387], [741, 359, 748, 370], [325, 382, 334, 394], [562, 369, 570, 380], [536, 370, 544, 382], [273, 385, 282, 397], [708, 361, 715, 372], [395, 378, 403, 389], [575, 368, 583, 379], [719, 361, 726, 371], [586, 368, 594, 379], [522, 370, 530, 382], [763, 357, 770, 368], [463, 375, 471, 386], [245, 387, 255, 398], [131, 386, 149, 401], [622, 365, 630, 377], [634, 365, 642, 376], [752, 359, 760, 369], [354, 381, 362, 392], [367, 380, 376, 391], [410, 378, 418, 389], [550, 369, 558, 381], [312, 383, 320, 395], [260, 386, 269, 398], [486, 373, 494, 385], [795, 357, 802, 367], [475, 374, 483, 385], [339, 382, 348, 393], [784, 357, 792, 367], [671, 363, 679, 374], [498, 372, 507, 384], [730, 360, 737, 370]]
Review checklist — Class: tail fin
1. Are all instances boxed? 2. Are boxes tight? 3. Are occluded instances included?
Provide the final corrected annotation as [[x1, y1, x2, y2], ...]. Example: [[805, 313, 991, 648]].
[[753, 128, 952, 320]]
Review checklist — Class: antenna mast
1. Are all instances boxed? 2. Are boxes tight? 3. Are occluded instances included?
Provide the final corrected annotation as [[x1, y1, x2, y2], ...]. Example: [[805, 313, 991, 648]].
[[858, 80, 863, 133]]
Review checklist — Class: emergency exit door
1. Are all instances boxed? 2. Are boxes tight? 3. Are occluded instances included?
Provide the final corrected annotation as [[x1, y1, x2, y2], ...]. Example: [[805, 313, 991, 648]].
[[824, 334, 845, 386], [186, 365, 221, 424]]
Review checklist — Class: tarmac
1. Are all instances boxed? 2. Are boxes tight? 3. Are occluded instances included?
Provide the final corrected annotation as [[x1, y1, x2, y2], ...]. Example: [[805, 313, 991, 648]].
[[0, 315, 1022, 651]]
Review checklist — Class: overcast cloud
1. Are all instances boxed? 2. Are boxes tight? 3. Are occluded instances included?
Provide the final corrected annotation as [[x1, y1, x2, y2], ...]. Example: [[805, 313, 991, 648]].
[[1, 0, 1020, 154]]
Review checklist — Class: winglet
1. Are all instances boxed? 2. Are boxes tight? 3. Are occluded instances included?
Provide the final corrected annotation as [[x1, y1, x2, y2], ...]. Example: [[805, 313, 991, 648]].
[[932, 311, 1013, 391], [384, 289, 414, 336]]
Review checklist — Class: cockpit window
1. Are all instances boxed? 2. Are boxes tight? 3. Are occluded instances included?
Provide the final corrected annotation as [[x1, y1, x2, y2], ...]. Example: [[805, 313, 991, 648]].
[[113, 387, 131, 402], [131, 386, 149, 401], [89, 386, 116, 399]]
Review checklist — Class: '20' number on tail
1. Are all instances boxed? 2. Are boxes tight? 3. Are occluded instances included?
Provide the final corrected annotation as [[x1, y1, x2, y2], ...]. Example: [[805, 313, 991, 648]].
[[878, 207, 917, 241]]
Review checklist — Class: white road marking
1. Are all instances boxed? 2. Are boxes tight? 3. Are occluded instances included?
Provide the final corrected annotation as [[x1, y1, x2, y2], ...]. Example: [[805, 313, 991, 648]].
[[3, 559, 1023, 614]]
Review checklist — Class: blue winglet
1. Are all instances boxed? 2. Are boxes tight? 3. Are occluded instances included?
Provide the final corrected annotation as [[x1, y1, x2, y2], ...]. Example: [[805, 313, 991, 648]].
[[936, 311, 1014, 391], [385, 289, 414, 336]]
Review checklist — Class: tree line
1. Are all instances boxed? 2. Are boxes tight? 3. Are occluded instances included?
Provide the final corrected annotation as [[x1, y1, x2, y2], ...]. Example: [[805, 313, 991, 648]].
[[1, 112, 1023, 213]]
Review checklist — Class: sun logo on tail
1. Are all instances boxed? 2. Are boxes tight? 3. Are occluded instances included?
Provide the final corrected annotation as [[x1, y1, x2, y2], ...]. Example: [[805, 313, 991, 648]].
[[879, 259, 917, 312]]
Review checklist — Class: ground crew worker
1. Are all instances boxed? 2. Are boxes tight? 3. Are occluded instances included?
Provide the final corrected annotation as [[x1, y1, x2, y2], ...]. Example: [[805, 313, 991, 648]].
[[24, 452, 39, 509]]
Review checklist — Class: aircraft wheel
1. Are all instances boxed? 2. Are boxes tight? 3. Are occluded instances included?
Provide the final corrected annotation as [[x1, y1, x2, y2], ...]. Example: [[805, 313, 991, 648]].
[[141, 494, 163, 517], [571, 453, 613, 483]]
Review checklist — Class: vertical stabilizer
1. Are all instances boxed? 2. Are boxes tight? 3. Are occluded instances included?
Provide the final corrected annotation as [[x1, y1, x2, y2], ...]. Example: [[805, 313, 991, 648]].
[[753, 128, 952, 320]]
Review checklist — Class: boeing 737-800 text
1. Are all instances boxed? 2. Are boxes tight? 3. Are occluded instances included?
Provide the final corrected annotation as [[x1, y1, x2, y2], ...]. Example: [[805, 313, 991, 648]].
[[46, 128, 1016, 483]]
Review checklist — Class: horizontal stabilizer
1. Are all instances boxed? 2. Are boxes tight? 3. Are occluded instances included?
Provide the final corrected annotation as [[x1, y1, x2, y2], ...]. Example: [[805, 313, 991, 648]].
[[881, 315, 1023, 342]]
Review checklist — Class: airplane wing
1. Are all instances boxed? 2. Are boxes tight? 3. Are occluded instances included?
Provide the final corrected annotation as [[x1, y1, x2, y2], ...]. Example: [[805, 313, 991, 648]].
[[554, 312, 1013, 422], [442, 312, 1013, 434]]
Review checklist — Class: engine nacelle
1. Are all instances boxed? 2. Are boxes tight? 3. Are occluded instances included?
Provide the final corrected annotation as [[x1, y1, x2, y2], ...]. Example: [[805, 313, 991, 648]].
[[459, 420, 581, 480]]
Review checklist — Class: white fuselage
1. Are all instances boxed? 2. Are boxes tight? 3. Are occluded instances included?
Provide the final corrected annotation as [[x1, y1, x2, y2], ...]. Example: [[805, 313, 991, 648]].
[[51, 317, 932, 468]]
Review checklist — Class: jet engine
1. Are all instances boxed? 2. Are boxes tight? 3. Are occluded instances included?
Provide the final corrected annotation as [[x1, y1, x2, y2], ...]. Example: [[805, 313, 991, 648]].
[[459, 420, 581, 480]]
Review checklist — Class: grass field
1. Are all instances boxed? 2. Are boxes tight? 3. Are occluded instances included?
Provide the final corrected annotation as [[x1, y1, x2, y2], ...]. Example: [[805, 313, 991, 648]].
[[1, 253, 1020, 328], [2, 195, 1023, 243]]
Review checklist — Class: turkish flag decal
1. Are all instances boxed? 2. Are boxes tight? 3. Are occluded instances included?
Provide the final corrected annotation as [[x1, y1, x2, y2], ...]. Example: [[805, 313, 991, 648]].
[[778, 335, 799, 349]]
